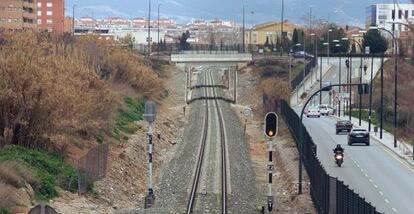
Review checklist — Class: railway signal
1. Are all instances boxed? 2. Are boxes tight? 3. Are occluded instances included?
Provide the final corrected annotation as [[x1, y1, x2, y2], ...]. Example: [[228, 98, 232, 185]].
[[144, 101, 156, 208], [264, 112, 278, 212], [264, 112, 278, 138]]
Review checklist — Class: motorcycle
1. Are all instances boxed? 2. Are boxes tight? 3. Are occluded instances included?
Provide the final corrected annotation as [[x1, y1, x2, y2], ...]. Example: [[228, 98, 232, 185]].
[[334, 152, 344, 167]]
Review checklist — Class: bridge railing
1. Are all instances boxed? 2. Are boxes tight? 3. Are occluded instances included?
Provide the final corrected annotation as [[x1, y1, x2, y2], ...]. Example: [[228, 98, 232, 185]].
[[281, 100, 382, 214]]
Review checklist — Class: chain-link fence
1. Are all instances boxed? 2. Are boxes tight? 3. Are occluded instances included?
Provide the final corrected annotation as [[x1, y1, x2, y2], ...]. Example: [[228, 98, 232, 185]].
[[76, 143, 109, 194], [281, 100, 381, 214]]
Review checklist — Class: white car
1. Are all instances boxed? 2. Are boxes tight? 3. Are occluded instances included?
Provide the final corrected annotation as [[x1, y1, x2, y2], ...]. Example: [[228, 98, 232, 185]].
[[307, 106, 321, 118], [319, 104, 334, 116]]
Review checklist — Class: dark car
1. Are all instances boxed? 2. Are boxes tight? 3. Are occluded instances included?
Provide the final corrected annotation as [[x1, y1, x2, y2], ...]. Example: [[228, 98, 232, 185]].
[[336, 120, 353, 134], [348, 129, 370, 146]]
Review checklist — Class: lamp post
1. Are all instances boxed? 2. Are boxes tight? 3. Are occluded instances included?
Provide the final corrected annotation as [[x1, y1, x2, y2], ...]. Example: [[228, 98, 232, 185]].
[[310, 33, 316, 85], [157, 4, 161, 54], [369, 26, 398, 148], [242, 5, 245, 52], [327, 28, 332, 64], [280, 0, 284, 56], [147, 0, 151, 57], [335, 43, 342, 116], [249, 11, 254, 54], [72, 1, 77, 36], [342, 36, 364, 125]]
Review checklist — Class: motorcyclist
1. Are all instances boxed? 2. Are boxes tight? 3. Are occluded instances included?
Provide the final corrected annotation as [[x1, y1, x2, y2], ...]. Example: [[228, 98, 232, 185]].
[[333, 144, 344, 154]]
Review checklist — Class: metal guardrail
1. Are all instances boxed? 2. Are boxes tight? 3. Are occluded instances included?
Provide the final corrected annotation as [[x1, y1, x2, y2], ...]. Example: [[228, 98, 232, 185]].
[[291, 57, 317, 89], [281, 100, 381, 214]]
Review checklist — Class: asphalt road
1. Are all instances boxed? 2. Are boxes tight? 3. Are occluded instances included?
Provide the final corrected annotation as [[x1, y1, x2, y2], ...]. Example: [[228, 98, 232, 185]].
[[295, 57, 414, 214]]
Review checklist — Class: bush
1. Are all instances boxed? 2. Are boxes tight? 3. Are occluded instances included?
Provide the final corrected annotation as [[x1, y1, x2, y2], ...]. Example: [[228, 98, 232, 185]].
[[0, 183, 18, 211], [0, 161, 40, 189], [0, 145, 78, 200], [112, 97, 146, 141]]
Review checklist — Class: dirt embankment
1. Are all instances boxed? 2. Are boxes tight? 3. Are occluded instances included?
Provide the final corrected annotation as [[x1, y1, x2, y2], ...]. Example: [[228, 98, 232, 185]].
[[50, 65, 186, 213], [236, 66, 316, 213]]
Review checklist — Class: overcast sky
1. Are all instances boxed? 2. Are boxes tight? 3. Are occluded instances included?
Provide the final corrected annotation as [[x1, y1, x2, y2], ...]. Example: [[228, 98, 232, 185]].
[[66, 0, 411, 27]]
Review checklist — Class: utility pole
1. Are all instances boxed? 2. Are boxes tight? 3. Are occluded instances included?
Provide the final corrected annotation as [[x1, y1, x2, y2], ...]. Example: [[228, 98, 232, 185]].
[[72, 2, 76, 36], [280, 0, 284, 56], [157, 4, 161, 55], [147, 0, 151, 57], [242, 5, 245, 52]]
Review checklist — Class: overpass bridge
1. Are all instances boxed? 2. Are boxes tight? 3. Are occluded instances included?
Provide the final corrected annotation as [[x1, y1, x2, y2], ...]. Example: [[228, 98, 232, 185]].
[[170, 51, 252, 105]]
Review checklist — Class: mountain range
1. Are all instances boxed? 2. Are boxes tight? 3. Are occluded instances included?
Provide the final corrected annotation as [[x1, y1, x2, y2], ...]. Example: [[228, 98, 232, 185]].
[[66, 0, 411, 27]]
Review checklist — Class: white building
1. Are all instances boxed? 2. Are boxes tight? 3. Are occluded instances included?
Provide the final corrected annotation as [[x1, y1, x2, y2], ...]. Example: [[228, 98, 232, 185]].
[[366, 3, 414, 38]]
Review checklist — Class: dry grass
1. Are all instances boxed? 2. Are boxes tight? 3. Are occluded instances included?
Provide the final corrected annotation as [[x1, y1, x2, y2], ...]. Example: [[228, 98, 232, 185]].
[[0, 182, 19, 209], [0, 161, 40, 190], [0, 32, 164, 154], [261, 78, 291, 113]]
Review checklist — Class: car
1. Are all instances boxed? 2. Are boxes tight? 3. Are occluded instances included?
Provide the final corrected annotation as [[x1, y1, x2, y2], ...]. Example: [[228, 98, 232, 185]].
[[291, 51, 314, 59], [336, 120, 353, 134], [306, 106, 321, 118], [348, 128, 370, 146], [319, 105, 330, 116]]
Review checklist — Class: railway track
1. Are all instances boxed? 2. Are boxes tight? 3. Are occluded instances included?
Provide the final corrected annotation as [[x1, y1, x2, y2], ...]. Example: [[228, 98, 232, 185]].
[[186, 68, 228, 214]]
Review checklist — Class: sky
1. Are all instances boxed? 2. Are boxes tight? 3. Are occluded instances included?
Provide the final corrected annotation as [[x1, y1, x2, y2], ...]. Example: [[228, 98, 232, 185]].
[[65, 0, 412, 27]]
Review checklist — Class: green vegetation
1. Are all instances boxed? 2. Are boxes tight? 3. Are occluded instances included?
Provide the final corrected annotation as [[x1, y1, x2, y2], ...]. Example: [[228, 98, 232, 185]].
[[111, 97, 145, 141], [291, 61, 305, 78], [0, 145, 78, 201], [362, 29, 388, 54], [0, 207, 10, 214], [345, 110, 393, 133]]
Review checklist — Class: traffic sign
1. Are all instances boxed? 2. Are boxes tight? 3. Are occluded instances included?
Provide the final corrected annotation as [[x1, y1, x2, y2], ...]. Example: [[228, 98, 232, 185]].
[[243, 107, 252, 117], [341, 93, 350, 100]]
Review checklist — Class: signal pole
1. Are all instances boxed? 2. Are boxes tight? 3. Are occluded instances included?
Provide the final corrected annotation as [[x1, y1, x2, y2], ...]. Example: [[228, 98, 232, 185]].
[[264, 112, 278, 212], [144, 101, 156, 208]]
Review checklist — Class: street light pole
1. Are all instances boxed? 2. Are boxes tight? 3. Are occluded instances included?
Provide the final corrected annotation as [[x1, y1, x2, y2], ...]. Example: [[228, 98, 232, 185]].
[[327, 29, 332, 64], [242, 5, 245, 52], [368, 57, 374, 132], [370, 26, 398, 147], [72, 2, 76, 36], [157, 4, 161, 55], [147, 0, 151, 57], [280, 0, 284, 56]]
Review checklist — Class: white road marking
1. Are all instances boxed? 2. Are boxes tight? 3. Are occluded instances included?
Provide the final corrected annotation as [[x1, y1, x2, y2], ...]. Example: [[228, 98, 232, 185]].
[[379, 191, 383, 196], [369, 179, 373, 183], [392, 208, 398, 212], [374, 185, 378, 188], [385, 199, 390, 203], [364, 173, 368, 177], [361, 168, 364, 172]]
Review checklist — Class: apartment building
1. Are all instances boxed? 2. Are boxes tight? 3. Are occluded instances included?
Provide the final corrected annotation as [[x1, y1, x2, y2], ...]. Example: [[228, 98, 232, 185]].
[[245, 21, 296, 46], [366, 3, 414, 38], [36, 0, 64, 35], [0, 0, 37, 31]]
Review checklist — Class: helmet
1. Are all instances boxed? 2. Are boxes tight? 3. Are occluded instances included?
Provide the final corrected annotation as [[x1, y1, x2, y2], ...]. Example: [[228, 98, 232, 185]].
[[336, 144, 341, 148]]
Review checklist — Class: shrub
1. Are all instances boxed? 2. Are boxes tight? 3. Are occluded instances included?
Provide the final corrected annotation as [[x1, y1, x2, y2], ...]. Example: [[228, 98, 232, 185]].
[[0, 161, 40, 189], [0, 145, 78, 200], [0, 182, 18, 210]]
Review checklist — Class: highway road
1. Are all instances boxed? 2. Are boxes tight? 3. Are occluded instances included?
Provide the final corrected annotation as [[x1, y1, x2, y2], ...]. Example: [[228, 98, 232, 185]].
[[295, 57, 414, 214]]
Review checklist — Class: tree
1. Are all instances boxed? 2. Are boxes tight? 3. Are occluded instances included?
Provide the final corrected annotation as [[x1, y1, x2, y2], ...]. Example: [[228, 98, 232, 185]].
[[292, 28, 299, 46], [119, 33, 135, 50], [264, 36, 270, 48], [362, 29, 388, 54], [179, 31, 190, 51]]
